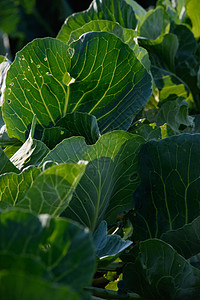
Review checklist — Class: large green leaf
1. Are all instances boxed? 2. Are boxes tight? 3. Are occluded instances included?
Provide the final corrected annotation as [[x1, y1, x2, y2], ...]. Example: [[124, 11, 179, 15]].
[[0, 272, 81, 300], [2, 38, 71, 142], [67, 31, 152, 133], [0, 209, 96, 289], [57, 0, 137, 42], [16, 162, 87, 216], [130, 134, 200, 241], [161, 216, 200, 259], [0, 166, 40, 206], [58, 19, 150, 71], [3, 33, 152, 141], [41, 131, 145, 230], [123, 239, 200, 299], [59, 20, 136, 48], [0, 253, 49, 278]]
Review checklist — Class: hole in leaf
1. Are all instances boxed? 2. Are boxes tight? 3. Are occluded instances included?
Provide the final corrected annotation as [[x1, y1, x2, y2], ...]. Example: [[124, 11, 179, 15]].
[[8, 100, 11, 104], [129, 173, 138, 182]]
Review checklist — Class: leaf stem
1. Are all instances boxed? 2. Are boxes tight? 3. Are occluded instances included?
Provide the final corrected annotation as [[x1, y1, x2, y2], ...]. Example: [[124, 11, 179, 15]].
[[84, 287, 146, 299]]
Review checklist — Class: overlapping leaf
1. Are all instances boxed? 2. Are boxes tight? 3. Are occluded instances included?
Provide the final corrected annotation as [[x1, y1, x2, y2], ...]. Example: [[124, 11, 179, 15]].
[[3, 33, 152, 141], [2, 38, 71, 142], [0, 147, 19, 175], [123, 239, 200, 299], [16, 162, 87, 216], [42, 112, 100, 148], [151, 66, 191, 103], [139, 33, 179, 72], [57, 0, 138, 42], [67, 32, 152, 133], [0, 166, 40, 206], [139, 7, 169, 40], [58, 19, 150, 71], [41, 131, 145, 230], [0, 108, 20, 146], [0, 209, 96, 290], [161, 216, 200, 259], [131, 134, 200, 241]]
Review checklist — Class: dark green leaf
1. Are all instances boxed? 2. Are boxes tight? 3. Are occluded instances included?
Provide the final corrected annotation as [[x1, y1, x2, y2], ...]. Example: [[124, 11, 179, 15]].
[[0, 1, 20, 34], [55, 111, 100, 144], [0, 147, 19, 175], [123, 239, 200, 300], [0, 209, 96, 289], [41, 131, 145, 230], [131, 134, 200, 240], [161, 216, 200, 259], [0, 272, 81, 300], [170, 23, 199, 103], [139, 7, 169, 40], [41, 126, 72, 149], [139, 33, 179, 72], [0, 253, 49, 279], [129, 121, 164, 140], [0, 107, 20, 146], [188, 253, 200, 269]]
